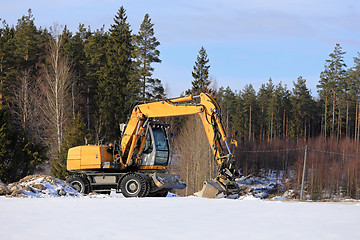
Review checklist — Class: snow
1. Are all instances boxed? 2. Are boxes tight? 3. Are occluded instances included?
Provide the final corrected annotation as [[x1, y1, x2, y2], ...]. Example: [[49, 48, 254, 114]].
[[0, 196, 359, 240]]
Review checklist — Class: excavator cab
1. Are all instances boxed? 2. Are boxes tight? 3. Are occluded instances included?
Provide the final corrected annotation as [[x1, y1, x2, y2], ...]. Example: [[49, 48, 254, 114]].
[[141, 124, 170, 167]]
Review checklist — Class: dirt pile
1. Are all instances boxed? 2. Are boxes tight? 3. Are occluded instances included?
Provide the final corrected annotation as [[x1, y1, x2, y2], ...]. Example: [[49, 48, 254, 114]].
[[3, 175, 79, 198], [0, 180, 11, 195]]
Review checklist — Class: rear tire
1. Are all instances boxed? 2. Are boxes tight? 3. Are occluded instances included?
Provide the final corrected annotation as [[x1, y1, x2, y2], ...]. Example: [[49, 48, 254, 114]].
[[120, 173, 148, 198], [66, 175, 90, 194]]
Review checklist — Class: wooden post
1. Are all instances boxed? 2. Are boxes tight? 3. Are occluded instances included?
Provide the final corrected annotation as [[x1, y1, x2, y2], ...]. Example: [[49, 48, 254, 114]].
[[300, 145, 308, 201]]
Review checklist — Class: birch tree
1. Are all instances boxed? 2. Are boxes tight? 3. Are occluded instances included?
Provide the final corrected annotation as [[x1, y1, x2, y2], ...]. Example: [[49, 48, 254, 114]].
[[41, 26, 73, 156]]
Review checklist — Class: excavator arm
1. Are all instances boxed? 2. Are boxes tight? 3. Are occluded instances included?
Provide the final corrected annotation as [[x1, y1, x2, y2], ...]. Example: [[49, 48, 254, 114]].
[[120, 93, 239, 196]]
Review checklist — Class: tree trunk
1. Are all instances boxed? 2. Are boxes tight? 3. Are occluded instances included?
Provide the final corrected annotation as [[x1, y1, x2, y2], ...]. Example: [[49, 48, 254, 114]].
[[0, 56, 3, 103], [42, 29, 72, 156], [324, 94, 328, 139], [346, 101, 349, 138], [249, 104, 252, 141], [332, 89, 336, 137], [86, 86, 90, 129], [355, 97, 358, 142], [338, 108, 341, 141], [357, 103, 360, 143]]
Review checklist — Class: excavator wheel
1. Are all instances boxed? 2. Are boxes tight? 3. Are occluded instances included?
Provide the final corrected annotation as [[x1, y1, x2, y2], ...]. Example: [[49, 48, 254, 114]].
[[66, 175, 90, 194], [120, 173, 148, 198]]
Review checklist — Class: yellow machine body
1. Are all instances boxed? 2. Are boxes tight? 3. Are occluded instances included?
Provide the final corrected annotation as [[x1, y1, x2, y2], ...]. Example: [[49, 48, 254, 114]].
[[67, 145, 113, 170]]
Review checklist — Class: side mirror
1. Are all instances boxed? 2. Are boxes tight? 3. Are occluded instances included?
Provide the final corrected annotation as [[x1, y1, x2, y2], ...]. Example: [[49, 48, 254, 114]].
[[119, 123, 127, 135]]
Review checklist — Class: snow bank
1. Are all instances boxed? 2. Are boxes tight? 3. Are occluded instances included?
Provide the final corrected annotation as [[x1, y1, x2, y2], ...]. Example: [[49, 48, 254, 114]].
[[5, 175, 79, 198], [236, 174, 283, 199], [0, 196, 359, 240]]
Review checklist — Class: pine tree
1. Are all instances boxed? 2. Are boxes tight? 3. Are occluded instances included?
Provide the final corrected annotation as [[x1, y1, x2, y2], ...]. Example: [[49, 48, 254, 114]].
[[257, 79, 276, 142], [134, 14, 164, 100], [98, 6, 139, 141], [241, 84, 258, 141], [318, 43, 347, 138], [274, 82, 291, 139], [348, 54, 360, 141], [187, 46, 211, 95], [216, 87, 237, 138]]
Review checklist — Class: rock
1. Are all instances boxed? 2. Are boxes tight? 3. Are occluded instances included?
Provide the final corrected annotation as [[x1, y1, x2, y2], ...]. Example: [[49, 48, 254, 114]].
[[57, 188, 66, 196], [33, 184, 46, 191], [21, 185, 36, 193], [11, 189, 25, 197], [0, 180, 11, 195], [8, 184, 21, 192]]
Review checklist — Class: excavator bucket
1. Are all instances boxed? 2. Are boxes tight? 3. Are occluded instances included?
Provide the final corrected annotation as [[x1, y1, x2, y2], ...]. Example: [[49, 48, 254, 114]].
[[195, 179, 240, 199], [195, 179, 225, 198]]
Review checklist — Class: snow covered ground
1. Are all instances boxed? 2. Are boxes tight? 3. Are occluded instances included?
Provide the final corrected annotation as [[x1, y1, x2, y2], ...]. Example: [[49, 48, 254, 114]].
[[1, 195, 359, 240]]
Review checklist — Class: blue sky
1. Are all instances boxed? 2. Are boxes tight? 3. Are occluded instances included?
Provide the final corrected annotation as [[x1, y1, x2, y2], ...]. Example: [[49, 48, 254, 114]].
[[2, 0, 360, 97]]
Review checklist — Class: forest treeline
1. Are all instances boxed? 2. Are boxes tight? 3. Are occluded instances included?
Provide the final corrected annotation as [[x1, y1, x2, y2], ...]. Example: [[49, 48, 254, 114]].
[[1, 7, 360, 199], [0, 7, 165, 181]]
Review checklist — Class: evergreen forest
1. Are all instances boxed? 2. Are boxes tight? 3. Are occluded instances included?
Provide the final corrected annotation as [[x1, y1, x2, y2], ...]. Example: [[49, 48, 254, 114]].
[[1, 7, 360, 199]]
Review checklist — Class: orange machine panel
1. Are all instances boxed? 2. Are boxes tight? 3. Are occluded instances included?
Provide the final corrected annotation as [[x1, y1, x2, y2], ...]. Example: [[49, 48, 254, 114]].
[[67, 146, 81, 170], [67, 145, 114, 170]]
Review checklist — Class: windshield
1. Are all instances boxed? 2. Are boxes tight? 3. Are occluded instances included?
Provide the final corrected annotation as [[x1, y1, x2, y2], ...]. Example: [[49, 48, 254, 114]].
[[152, 128, 169, 165], [153, 128, 168, 151]]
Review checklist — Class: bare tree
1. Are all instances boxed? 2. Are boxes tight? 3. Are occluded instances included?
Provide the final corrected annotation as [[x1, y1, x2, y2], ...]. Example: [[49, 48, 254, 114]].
[[171, 116, 217, 196], [12, 69, 32, 130], [9, 69, 46, 144], [40, 26, 73, 156]]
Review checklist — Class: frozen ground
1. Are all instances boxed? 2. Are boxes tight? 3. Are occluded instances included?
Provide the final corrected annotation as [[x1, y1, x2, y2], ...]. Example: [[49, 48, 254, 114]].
[[0, 195, 359, 240]]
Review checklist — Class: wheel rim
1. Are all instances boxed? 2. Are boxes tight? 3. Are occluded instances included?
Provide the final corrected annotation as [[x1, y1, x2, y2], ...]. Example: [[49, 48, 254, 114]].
[[125, 179, 140, 195], [70, 181, 83, 192]]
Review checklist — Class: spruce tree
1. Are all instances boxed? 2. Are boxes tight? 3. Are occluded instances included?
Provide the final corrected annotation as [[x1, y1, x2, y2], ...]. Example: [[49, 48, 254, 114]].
[[62, 24, 91, 119], [98, 6, 139, 141], [187, 46, 211, 95], [0, 21, 16, 103], [51, 113, 90, 179], [9, 10, 42, 100], [290, 77, 314, 139], [84, 27, 108, 130], [134, 14, 164, 100], [0, 105, 46, 183]]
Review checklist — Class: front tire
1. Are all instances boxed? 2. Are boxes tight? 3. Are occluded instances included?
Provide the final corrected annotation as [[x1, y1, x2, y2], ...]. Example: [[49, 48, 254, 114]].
[[120, 173, 148, 198], [66, 175, 90, 194]]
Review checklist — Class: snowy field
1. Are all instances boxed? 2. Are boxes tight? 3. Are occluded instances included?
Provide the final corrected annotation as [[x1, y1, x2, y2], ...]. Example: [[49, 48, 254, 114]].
[[0, 196, 359, 240]]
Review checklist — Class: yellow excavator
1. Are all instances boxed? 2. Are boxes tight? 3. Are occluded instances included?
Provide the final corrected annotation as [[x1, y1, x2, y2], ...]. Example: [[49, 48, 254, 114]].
[[66, 92, 239, 198]]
